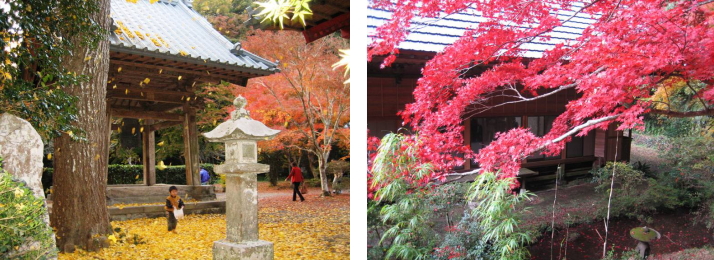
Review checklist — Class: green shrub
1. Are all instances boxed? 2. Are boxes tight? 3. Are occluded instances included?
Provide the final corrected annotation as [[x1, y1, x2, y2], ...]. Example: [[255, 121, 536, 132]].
[[466, 171, 534, 260], [368, 134, 530, 259], [42, 164, 217, 191], [592, 162, 684, 222], [434, 213, 491, 260], [327, 160, 350, 176], [304, 178, 322, 187], [0, 158, 57, 259]]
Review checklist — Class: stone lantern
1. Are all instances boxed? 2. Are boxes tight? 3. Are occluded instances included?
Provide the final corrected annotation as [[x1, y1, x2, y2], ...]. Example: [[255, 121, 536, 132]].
[[204, 95, 280, 260]]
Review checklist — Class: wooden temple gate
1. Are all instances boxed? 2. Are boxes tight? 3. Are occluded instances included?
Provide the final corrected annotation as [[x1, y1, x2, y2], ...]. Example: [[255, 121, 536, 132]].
[[106, 0, 278, 186]]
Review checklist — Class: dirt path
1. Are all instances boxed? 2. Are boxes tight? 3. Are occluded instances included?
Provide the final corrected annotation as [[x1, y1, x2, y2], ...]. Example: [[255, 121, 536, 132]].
[[630, 141, 673, 175]]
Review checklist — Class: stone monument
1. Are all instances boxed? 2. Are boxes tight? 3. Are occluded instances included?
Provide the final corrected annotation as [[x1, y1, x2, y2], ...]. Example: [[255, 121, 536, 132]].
[[204, 96, 280, 260], [0, 113, 57, 258]]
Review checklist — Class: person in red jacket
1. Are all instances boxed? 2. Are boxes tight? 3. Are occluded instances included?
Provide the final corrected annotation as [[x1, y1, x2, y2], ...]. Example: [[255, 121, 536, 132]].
[[285, 162, 305, 202]]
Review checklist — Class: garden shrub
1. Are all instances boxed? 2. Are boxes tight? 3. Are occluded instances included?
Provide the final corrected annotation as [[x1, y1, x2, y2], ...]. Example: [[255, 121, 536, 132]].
[[592, 162, 684, 222], [368, 133, 533, 259], [466, 171, 534, 260], [0, 158, 57, 259], [42, 164, 217, 191], [434, 213, 491, 260]]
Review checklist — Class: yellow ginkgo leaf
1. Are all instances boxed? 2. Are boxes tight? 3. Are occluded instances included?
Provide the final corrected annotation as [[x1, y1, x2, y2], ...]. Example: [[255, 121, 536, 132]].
[[140, 126, 144, 133], [178, 75, 182, 81], [131, 127, 136, 134], [125, 89, 129, 95], [113, 84, 117, 89], [94, 154, 101, 160], [67, 131, 74, 137], [187, 96, 191, 101], [135, 174, 139, 179], [118, 67, 122, 72], [157, 141, 165, 147], [143, 78, 150, 84], [84, 56, 92, 62], [47, 153, 52, 160], [159, 69, 163, 74], [157, 161, 167, 170], [117, 127, 122, 133], [149, 0, 158, 3]]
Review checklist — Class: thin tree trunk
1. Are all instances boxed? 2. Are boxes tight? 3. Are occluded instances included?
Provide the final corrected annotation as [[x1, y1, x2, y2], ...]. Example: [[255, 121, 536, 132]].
[[317, 154, 331, 196], [50, 0, 112, 252], [305, 150, 317, 179]]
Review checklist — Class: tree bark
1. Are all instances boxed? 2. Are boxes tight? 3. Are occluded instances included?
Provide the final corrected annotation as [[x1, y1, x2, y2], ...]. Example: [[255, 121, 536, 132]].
[[50, 0, 112, 252], [317, 154, 331, 197], [305, 150, 317, 179]]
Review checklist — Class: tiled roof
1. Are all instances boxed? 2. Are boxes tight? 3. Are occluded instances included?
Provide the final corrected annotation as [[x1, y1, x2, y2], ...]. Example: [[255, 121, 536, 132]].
[[110, 0, 277, 75], [367, 3, 598, 58]]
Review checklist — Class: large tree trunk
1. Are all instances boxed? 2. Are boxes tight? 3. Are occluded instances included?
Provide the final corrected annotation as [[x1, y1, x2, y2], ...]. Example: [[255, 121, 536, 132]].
[[50, 0, 112, 252]]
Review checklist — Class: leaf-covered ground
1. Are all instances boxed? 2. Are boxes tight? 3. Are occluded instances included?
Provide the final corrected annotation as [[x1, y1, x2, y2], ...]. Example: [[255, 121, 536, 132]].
[[59, 188, 349, 259]]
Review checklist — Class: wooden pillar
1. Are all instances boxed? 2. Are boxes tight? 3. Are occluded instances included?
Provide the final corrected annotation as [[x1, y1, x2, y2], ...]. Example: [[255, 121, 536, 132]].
[[183, 106, 201, 186], [142, 119, 156, 186]]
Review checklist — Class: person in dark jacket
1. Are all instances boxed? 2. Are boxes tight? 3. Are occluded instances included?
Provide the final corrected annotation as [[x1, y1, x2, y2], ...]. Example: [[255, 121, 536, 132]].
[[164, 186, 185, 233], [285, 163, 305, 202]]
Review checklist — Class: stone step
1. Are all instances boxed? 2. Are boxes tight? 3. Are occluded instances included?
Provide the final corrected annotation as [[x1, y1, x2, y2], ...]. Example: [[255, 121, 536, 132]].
[[47, 200, 226, 221]]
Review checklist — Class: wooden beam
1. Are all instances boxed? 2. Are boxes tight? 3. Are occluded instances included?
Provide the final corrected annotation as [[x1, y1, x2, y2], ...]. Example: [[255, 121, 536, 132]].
[[148, 121, 182, 132], [183, 105, 201, 186], [107, 86, 195, 105], [110, 59, 251, 83], [110, 108, 185, 121], [143, 119, 156, 186], [521, 156, 596, 168], [303, 12, 349, 43]]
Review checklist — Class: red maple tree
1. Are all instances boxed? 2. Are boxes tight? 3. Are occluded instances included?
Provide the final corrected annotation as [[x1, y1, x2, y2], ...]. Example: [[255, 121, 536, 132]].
[[241, 30, 350, 196], [368, 0, 714, 184]]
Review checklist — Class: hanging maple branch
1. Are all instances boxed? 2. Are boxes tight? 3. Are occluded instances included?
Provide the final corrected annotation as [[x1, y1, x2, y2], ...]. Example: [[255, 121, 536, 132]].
[[369, 0, 714, 180], [442, 114, 621, 179]]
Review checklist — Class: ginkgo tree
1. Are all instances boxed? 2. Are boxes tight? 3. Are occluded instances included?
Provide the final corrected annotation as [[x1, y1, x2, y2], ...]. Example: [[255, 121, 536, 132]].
[[368, 0, 714, 185]]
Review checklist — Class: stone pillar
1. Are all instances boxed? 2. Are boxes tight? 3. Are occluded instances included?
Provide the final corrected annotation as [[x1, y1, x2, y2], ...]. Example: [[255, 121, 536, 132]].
[[213, 170, 273, 259], [225, 173, 258, 242]]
